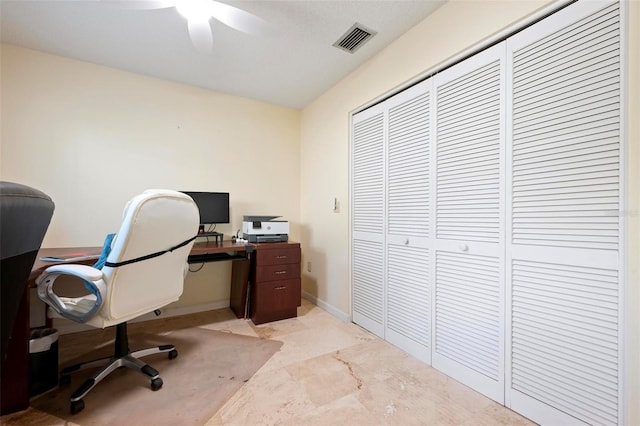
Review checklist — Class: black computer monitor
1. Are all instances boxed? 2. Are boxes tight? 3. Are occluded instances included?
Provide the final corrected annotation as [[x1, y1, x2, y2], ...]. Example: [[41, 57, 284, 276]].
[[181, 191, 229, 225]]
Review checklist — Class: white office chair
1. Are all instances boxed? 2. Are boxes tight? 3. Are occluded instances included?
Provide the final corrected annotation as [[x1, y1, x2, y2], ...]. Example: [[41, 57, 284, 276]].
[[36, 189, 199, 414]]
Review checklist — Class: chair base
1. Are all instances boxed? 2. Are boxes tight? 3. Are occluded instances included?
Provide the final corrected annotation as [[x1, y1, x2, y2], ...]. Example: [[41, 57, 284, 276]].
[[60, 322, 178, 414]]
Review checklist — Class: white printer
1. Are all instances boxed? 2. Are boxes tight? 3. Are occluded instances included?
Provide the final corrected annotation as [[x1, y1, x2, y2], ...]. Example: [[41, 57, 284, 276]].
[[242, 216, 289, 243]]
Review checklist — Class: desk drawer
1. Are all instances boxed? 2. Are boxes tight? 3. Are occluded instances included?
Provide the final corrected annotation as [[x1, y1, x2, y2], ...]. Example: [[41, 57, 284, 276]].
[[253, 278, 301, 313], [255, 263, 300, 282], [251, 278, 301, 324], [255, 247, 300, 266]]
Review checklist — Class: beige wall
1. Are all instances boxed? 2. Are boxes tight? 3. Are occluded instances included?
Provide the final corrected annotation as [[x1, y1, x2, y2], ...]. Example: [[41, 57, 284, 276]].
[[0, 44, 301, 308], [625, 1, 639, 423], [299, 0, 638, 423]]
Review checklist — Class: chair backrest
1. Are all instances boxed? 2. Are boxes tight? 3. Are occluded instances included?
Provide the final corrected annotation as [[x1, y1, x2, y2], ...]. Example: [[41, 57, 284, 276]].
[[0, 182, 54, 361], [98, 190, 199, 322]]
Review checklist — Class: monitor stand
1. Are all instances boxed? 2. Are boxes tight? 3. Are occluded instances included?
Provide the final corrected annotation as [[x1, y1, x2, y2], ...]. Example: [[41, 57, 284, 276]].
[[198, 231, 223, 243]]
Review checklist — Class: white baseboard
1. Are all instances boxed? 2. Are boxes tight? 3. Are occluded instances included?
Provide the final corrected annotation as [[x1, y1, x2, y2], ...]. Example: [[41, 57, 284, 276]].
[[302, 291, 351, 323], [54, 300, 231, 335]]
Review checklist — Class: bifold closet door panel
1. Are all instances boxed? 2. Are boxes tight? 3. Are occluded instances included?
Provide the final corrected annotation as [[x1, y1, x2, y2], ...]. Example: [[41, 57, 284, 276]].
[[432, 43, 506, 403], [384, 79, 432, 363], [352, 106, 386, 338], [505, 1, 623, 425]]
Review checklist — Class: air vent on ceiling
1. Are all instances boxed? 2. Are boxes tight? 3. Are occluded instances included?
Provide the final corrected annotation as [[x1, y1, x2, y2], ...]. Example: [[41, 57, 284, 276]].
[[333, 23, 377, 54]]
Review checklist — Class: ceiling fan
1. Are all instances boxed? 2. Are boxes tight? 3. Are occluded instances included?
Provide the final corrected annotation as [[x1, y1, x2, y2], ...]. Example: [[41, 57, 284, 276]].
[[105, 0, 274, 53]]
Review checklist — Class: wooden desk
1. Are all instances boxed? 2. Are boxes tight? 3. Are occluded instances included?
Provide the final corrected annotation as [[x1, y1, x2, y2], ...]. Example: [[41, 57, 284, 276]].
[[29, 247, 102, 282]]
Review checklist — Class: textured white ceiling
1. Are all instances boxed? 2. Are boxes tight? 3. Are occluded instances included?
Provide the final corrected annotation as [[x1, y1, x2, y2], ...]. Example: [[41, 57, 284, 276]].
[[0, 0, 444, 109]]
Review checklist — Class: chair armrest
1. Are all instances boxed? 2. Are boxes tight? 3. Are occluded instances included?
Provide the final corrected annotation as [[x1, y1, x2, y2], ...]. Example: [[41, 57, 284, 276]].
[[36, 264, 107, 323]]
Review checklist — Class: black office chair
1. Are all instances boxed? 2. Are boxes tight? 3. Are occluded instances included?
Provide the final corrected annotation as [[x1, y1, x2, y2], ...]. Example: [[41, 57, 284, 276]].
[[1, 182, 55, 365]]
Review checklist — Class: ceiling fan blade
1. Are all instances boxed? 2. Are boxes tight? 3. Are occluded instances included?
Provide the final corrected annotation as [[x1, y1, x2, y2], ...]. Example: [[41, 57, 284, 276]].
[[209, 1, 276, 36], [187, 19, 214, 53], [100, 0, 176, 10]]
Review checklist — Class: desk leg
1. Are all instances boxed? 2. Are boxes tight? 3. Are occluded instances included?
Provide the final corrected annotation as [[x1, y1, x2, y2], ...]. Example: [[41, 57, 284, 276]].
[[229, 258, 250, 319], [1, 285, 30, 415]]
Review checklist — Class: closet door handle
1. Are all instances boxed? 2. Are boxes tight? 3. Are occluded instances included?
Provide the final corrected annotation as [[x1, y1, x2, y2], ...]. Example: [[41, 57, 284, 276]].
[[404, 238, 410, 245], [459, 243, 469, 252]]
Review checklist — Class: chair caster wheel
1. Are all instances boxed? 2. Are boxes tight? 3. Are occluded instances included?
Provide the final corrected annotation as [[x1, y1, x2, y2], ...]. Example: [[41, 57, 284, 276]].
[[151, 377, 163, 391], [168, 349, 178, 360], [70, 399, 85, 414], [59, 375, 71, 386]]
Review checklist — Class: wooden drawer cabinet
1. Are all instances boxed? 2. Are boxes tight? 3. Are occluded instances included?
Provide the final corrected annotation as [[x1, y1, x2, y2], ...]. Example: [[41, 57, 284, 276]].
[[250, 242, 301, 325]]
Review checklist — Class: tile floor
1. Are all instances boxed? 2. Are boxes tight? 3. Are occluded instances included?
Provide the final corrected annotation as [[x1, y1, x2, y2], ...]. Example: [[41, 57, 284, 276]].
[[2, 299, 533, 425]]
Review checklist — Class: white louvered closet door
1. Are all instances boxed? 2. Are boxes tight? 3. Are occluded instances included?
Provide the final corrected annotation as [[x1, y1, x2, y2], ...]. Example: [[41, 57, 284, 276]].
[[384, 79, 432, 363], [352, 104, 386, 338], [432, 43, 506, 403], [505, 1, 623, 425]]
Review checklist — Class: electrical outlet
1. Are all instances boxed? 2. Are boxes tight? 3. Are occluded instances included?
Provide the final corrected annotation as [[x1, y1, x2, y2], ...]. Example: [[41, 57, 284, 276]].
[[307, 261, 312, 272]]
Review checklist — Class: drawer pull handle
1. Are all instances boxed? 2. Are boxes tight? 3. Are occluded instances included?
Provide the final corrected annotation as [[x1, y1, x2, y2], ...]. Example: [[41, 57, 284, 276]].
[[275, 271, 287, 275], [275, 286, 287, 290], [276, 255, 287, 259]]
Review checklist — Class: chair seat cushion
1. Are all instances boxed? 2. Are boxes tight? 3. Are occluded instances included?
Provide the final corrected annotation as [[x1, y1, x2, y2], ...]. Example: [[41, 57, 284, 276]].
[[48, 295, 98, 318]]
